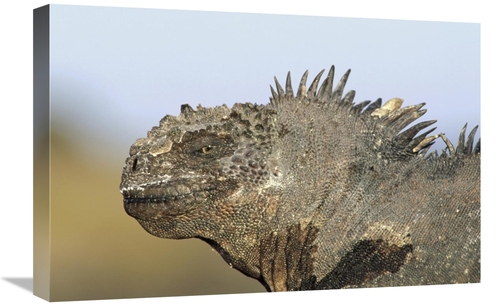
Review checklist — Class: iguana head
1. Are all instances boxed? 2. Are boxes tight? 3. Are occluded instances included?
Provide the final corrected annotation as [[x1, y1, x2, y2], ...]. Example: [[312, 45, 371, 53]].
[[120, 101, 281, 239]]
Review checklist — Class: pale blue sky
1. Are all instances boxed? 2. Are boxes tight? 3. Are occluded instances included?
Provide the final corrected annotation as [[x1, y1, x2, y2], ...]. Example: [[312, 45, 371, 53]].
[[49, 5, 480, 159]]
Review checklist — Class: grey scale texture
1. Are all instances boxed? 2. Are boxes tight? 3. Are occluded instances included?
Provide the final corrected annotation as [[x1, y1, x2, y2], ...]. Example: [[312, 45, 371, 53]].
[[120, 65, 480, 291]]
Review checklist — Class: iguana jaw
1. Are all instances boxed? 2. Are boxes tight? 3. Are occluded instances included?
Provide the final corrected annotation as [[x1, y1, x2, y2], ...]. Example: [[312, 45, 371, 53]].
[[121, 181, 219, 220], [123, 194, 200, 220]]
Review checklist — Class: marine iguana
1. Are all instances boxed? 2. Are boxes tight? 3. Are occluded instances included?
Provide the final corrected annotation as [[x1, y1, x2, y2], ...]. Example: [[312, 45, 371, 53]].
[[120, 65, 480, 291]]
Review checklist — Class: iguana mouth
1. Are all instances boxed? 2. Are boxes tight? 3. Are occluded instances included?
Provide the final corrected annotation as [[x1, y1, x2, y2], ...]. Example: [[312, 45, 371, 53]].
[[123, 187, 216, 220], [124, 197, 193, 219]]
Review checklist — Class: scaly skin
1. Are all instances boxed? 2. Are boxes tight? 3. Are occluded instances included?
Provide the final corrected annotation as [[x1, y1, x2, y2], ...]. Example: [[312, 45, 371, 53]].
[[120, 66, 480, 291]]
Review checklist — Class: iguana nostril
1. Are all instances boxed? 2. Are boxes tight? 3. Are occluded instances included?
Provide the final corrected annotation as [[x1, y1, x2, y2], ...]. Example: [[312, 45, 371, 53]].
[[131, 157, 138, 172]]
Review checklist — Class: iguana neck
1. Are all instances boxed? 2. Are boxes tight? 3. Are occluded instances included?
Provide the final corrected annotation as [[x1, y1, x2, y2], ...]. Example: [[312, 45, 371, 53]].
[[195, 190, 281, 282]]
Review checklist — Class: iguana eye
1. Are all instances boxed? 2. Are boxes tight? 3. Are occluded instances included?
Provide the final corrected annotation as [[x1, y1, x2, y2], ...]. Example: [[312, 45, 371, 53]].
[[186, 136, 232, 158], [201, 145, 215, 154]]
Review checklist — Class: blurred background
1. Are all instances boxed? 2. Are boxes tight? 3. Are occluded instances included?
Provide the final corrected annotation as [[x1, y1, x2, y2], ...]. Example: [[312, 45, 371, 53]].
[[35, 4, 479, 301]]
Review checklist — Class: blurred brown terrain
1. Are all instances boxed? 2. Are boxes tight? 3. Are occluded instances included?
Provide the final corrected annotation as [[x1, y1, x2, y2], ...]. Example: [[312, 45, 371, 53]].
[[37, 130, 265, 301]]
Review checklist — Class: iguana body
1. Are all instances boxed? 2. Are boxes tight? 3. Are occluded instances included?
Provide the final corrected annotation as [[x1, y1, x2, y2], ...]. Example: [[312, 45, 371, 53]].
[[120, 66, 480, 291]]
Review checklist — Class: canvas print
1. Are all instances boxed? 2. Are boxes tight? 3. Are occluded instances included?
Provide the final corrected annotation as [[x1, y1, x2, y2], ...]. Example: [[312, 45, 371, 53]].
[[33, 4, 480, 301]]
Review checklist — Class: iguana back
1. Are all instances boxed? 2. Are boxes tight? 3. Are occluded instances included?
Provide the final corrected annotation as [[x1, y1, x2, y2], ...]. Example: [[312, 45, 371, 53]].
[[120, 65, 480, 291]]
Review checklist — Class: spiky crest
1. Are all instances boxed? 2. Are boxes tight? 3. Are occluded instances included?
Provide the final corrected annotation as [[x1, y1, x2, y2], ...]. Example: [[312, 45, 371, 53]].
[[269, 65, 480, 159]]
